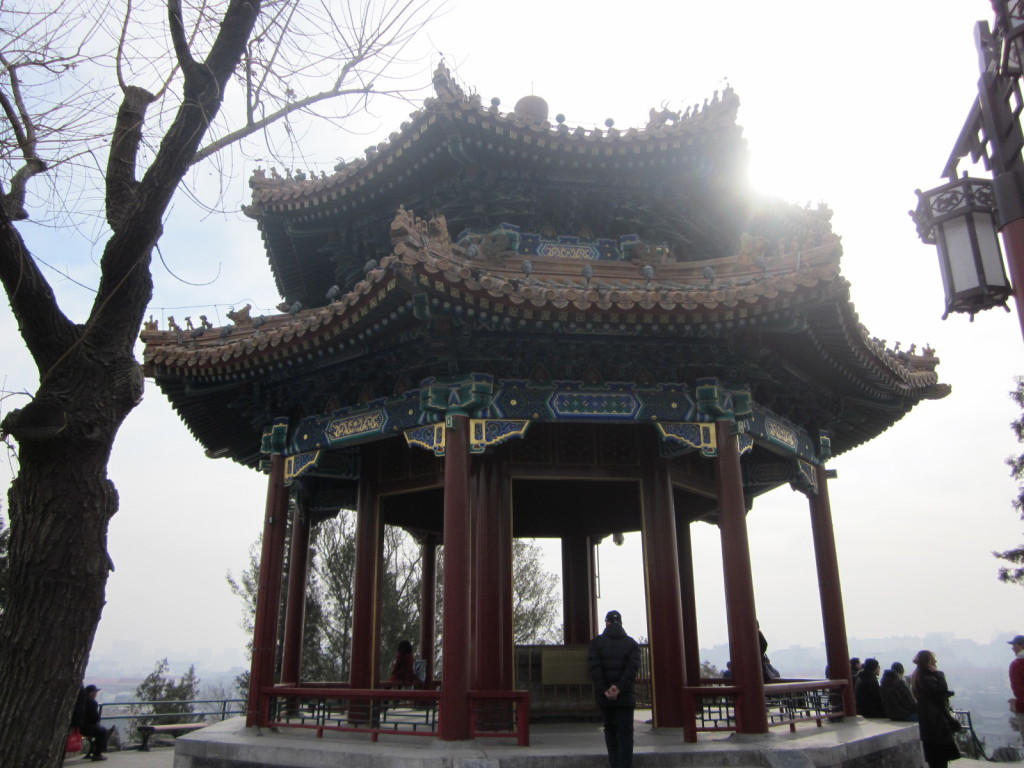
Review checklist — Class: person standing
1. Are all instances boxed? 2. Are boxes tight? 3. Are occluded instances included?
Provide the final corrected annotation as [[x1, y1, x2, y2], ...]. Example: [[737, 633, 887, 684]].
[[79, 684, 109, 762], [588, 609, 641, 768], [1008, 635, 1024, 743], [912, 650, 961, 768]]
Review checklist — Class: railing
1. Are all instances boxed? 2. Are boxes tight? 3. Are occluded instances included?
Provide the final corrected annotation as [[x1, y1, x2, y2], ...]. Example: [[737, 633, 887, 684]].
[[91, 698, 245, 748], [98, 698, 246, 727], [951, 709, 993, 761], [262, 686, 530, 745], [680, 679, 847, 742]]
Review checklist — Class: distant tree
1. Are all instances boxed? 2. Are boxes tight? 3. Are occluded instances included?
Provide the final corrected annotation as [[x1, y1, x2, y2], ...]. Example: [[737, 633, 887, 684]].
[[228, 511, 421, 684], [700, 660, 720, 678], [996, 377, 1024, 583], [230, 516, 562, 682], [511, 539, 561, 645], [131, 658, 202, 739]]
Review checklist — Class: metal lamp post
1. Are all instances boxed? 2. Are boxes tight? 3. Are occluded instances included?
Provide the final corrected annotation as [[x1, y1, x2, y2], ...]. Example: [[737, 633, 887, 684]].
[[912, 10, 1024, 342]]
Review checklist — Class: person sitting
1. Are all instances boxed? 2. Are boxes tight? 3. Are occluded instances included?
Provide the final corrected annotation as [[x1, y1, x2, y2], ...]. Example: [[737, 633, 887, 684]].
[[78, 684, 109, 761], [880, 661, 918, 721], [387, 640, 418, 687], [855, 658, 887, 718]]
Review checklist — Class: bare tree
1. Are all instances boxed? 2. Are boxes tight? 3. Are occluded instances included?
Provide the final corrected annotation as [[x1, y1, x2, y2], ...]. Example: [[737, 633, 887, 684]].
[[0, 0, 437, 764]]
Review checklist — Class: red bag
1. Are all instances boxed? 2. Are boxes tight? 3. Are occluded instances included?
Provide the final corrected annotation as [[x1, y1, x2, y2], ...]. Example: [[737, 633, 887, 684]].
[[65, 728, 83, 753]]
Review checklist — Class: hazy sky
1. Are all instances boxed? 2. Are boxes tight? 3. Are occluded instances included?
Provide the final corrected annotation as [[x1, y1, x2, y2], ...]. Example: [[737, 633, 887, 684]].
[[3, 1, 1023, 672]]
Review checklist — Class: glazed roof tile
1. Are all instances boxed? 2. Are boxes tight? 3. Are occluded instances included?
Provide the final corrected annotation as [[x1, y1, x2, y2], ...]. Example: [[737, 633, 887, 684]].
[[244, 64, 742, 216]]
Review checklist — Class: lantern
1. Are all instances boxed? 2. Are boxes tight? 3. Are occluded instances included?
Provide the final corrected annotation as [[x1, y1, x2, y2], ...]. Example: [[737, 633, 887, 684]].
[[911, 174, 1012, 319]]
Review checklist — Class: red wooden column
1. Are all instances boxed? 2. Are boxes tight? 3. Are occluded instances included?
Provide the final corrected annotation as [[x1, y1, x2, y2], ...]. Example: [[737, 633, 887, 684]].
[[713, 420, 768, 734], [440, 415, 473, 740], [561, 535, 595, 645], [677, 519, 702, 685], [473, 449, 513, 690], [246, 453, 290, 726], [280, 499, 311, 685], [809, 464, 856, 717], [419, 533, 438, 686], [640, 436, 687, 727], [350, 445, 383, 690]]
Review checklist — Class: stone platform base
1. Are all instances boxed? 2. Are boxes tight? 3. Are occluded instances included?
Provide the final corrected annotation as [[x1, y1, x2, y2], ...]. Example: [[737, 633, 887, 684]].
[[174, 715, 926, 768]]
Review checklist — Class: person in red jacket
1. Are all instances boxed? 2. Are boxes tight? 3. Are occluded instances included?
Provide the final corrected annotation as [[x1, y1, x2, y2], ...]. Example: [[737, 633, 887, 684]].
[[1009, 635, 1024, 743]]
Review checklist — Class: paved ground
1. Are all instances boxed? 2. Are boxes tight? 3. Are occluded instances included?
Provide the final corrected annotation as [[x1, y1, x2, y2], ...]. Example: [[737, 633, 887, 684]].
[[65, 747, 176, 768], [70, 749, 1002, 768], [67, 729, 1007, 768]]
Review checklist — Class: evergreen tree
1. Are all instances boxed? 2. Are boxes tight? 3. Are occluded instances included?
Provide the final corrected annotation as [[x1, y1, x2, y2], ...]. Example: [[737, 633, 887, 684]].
[[133, 658, 202, 731], [996, 377, 1024, 583]]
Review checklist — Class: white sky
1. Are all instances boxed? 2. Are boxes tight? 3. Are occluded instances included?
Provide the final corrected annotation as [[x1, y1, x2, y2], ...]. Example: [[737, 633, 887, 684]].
[[3, 1, 1024, 671]]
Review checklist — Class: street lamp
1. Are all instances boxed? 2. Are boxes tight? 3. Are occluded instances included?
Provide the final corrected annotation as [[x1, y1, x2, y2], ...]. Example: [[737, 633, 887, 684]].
[[912, 174, 1010, 319], [912, 15, 1024, 340]]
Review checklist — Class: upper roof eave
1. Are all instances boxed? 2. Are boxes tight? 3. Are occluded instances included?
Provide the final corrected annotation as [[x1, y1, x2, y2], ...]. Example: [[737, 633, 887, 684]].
[[243, 64, 745, 218]]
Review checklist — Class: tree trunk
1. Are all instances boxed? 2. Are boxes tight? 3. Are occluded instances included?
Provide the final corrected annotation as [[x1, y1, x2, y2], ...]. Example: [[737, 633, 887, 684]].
[[0, 350, 141, 767]]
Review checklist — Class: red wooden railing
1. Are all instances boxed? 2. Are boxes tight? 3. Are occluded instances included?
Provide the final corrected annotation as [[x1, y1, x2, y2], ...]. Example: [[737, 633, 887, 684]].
[[680, 679, 848, 743], [257, 685, 529, 745]]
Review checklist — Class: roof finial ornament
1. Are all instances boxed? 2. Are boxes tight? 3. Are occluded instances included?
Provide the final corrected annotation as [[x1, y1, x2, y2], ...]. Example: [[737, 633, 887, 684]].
[[432, 60, 464, 102], [514, 94, 549, 125]]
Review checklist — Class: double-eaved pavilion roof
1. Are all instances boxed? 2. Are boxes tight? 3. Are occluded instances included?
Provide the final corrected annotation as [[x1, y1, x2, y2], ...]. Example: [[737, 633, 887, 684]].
[[141, 65, 948, 476]]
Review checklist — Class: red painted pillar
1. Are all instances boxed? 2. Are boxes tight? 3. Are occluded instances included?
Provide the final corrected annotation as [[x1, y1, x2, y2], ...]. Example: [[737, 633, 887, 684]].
[[419, 533, 438, 686], [677, 519, 702, 685], [497, 458, 514, 692], [809, 464, 856, 716], [713, 420, 768, 734], [246, 454, 289, 726], [280, 500, 311, 685], [351, 446, 382, 690], [1000, 217, 1024, 344], [561, 535, 595, 645], [440, 415, 473, 740], [474, 450, 513, 690], [640, 436, 687, 727]]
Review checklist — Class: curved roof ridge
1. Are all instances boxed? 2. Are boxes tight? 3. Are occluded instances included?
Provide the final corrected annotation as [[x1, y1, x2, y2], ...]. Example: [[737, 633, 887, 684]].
[[246, 65, 743, 212]]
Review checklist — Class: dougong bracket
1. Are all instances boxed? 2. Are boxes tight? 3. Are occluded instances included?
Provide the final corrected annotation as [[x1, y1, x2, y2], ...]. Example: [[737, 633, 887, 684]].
[[655, 422, 717, 457], [469, 419, 530, 454], [405, 424, 446, 456], [261, 417, 290, 455]]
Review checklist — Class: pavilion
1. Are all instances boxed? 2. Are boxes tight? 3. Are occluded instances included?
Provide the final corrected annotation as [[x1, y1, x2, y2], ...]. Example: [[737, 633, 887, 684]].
[[140, 64, 948, 744]]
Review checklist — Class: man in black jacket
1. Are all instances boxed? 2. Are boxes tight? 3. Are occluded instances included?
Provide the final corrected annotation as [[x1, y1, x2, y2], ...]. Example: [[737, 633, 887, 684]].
[[588, 610, 641, 768], [79, 684, 109, 761]]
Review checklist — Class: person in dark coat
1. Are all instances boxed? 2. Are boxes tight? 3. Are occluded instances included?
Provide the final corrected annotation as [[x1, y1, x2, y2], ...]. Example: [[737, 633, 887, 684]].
[[588, 609, 641, 768], [854, 658, 886, 718], [880, 661, 917, 721], [79, 684, 109, 761], [912, 650, 961, 768]]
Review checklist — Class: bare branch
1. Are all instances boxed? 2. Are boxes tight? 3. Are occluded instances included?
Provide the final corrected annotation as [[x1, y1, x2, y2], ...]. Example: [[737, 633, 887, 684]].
[[0, 199, 77, 371]]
